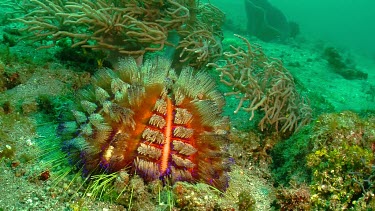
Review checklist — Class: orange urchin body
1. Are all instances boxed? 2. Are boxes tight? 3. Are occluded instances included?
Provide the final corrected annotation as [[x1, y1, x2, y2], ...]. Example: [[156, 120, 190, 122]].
[[61, 58, 230, 190]]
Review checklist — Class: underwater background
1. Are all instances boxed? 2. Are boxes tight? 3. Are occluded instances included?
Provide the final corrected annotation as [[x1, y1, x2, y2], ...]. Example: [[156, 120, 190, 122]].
[[0, 0, 374, 210], [217, 0, 375, 56]]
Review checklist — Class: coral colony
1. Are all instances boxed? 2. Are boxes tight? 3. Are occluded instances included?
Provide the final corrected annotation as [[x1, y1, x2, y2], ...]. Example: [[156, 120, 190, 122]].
[[60, 58, 230, 191], [11, 0, 229, 192]]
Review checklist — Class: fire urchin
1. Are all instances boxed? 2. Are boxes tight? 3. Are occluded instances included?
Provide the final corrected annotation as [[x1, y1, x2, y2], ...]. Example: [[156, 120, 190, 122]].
[[60, 58, 230, 191]]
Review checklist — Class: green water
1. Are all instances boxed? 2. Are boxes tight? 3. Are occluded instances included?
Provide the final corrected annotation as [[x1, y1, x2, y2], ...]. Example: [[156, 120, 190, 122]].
[[215, 0, 375, 57]]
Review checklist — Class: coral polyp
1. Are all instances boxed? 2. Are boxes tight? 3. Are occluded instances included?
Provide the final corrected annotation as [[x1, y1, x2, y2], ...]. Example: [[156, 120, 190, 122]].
[[60, 58, 230, 191]]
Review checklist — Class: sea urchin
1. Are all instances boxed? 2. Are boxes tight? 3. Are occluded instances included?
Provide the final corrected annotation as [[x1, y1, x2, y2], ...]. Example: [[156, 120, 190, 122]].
[[60, 58, 230, 191]]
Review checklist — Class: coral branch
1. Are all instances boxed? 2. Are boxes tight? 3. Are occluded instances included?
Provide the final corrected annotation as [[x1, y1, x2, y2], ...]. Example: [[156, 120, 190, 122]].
[[209, 34, 311, 133], [10, 0, 190, 59]]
